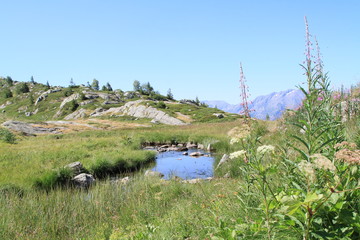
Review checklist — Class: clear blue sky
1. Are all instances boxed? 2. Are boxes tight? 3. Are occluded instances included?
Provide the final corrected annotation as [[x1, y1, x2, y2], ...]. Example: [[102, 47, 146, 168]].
[[1, 0, 359, 104]]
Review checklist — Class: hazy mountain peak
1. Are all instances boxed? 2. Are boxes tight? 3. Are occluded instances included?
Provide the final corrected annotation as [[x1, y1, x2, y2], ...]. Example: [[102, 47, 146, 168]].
[[204, 89, 305, 120]]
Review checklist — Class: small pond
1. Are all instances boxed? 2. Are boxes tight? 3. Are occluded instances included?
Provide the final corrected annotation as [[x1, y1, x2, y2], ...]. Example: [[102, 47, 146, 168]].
[[150, 149, 214, 180]]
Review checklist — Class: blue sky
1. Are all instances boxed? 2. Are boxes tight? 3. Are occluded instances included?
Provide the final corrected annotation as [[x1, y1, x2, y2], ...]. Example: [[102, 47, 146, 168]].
[[1, 1, 359, 104]]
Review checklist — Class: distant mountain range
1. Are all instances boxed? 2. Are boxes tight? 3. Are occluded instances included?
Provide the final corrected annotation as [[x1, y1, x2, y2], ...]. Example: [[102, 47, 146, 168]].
[[204, 89, 305, 120]]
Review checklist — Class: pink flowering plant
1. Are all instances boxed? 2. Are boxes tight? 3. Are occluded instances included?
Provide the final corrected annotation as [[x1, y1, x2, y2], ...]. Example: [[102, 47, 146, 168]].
[[213, 17, 360, 240], [279, 17, 360, 240]]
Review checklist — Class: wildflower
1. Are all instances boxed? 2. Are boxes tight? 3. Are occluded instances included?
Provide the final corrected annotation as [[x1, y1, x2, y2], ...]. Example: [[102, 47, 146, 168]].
[[229, 150, 246, 159], [333, 93, 341, 100], [335, 149, 360, 165], [311, 154, 336, 171], [298, 160, 316, 183], [300, 125, 307, 134], [230, 137, 240, 145], [257, 145, 275, 155]]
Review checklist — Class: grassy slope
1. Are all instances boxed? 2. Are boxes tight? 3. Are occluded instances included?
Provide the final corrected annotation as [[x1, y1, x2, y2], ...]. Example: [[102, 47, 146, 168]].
[[0, 79, 237, 124]]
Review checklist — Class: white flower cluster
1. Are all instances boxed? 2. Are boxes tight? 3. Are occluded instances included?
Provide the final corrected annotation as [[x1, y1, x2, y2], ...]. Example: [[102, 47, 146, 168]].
[[230, 137, 241, 145], [256, 145, 275, 155], [228, 126, 250, 145], [311, 154, 336, 172], [298, 160, 316, 183], [229, 150, 247, 159]]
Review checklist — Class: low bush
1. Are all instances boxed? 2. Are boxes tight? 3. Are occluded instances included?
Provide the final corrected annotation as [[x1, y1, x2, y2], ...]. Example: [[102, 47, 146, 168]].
[[1, 88, 13, 98], [0, 128, 16, 143]]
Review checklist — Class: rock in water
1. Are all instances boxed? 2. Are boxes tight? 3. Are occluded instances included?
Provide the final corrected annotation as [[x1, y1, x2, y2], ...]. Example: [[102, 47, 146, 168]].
[[72, 173, 95, 188], [190, 152, 204, 157]]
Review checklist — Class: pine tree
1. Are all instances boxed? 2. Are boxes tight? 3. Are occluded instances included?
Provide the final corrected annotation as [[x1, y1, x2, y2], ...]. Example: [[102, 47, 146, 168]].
[[106, 82, 113, 91], [91, 79, 99, 91], [167, 88, 174, 100], [133, 80, 141, 91], [195, 96, 200, 105], [70, 78, 75, 87], [5, 76, 13, 86]]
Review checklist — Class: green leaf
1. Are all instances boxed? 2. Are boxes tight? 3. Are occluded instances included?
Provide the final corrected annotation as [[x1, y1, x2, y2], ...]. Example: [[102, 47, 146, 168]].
[[304, 192, 323, 203], [288, 143, 309, 160], [291, 135, 310, 152]]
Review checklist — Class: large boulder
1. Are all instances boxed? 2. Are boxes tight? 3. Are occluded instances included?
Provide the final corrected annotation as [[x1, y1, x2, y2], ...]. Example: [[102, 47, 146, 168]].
[[72, 173, 95, 188], [144, 170, 164, 178], [65, 161, 84, 175]]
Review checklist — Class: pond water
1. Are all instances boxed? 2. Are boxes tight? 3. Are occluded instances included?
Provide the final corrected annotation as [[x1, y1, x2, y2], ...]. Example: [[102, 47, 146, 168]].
[[151, 149, 214, 180]]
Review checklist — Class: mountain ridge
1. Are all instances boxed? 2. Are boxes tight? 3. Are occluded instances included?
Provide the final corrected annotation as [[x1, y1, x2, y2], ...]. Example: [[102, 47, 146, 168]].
[[204, 89, 305, 120]]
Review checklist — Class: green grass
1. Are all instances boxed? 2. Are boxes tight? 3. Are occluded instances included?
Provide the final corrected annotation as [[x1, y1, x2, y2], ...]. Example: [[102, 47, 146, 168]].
[[0, 116, 359, 239], [0, 120, 245, 189]]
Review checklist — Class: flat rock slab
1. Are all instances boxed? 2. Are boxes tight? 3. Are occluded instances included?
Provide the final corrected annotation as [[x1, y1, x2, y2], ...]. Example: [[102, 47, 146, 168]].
[[2, 121, 61, 135]]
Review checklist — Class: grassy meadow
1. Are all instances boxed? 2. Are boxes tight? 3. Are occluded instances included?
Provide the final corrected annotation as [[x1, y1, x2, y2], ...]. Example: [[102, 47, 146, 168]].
[[0, 108, 358, 239]]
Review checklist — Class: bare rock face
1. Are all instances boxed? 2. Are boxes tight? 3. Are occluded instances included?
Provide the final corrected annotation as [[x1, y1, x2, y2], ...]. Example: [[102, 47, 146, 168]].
[[90, 100, 186, 125], [59, 93, 81, 110], [80, 100, 95, 106], [35, 88, 62, 105], [2, 121, 61, 135], [53, 93, 81, 118], [72, 173, 95, 188], [64, 108, 87, 120]]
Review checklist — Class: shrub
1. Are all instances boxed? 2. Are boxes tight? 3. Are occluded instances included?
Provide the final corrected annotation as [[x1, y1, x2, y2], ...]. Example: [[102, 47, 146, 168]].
[[79, 92, 86, 100], [15, 82, 30, 94], [157, 101, 166, 109], [5, 76, 13, 86], [66, 99, 79, 112], [0, 128, 16, 143], [63, 88, 73, 97], [1, 88, 13, 98]]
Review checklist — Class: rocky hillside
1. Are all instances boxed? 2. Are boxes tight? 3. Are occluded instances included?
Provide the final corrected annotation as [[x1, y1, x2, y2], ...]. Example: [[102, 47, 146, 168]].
[[205, 89, 305, 120], [0, 77, 239, 130]]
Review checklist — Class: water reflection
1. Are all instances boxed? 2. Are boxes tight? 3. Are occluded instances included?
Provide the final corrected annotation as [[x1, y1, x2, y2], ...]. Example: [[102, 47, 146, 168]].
[[151, 149, 214, 179]]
